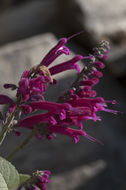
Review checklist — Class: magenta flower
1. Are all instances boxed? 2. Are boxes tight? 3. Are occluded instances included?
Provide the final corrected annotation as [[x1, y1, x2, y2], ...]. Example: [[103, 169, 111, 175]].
[[29, 76, 46, 99], [40, 38, 69, 67], [49, 55, 83, 75], [91, 70, 103, 78], [29, 101, 71, 120], [79, 78, 99, 86], [17, 170, 51, 190], [18, 112, 57, 128], [20, 104, 32, 115], [3, 83, 17, 90], [0, 94, 13, 104], [67, 97, 118, 117], [9, 103, 16, 113], [94, 61, 105, 69], [45, 125, 100, 144], [77, 88, 96, 98], [17, 77, 30, 102], [17, 72, 48, 102]]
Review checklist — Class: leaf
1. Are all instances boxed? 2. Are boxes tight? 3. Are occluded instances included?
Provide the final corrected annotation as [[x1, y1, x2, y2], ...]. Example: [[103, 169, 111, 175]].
[[19, 174, 30, 185], [0, 173, 8, 190], [0, 157, 19, 190]]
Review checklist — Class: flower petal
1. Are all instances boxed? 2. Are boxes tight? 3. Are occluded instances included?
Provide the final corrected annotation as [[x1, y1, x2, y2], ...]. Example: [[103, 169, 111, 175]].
[[0, 94, 13, 104], [49, 55, 83, 75]]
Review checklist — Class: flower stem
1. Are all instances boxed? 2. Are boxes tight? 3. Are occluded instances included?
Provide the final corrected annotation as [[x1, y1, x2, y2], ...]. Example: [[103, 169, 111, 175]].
[[6, 128, 37, 161], [71, 62, 93, 89], [0, 96, 22, 145], [0, 109, 17, 145], [58, 65, 90, 102]]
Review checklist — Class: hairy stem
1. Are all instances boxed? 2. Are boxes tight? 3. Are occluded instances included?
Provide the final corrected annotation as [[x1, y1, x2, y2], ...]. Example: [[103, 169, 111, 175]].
[[0, 96, 22, 145], [0, 108, 17, 145]]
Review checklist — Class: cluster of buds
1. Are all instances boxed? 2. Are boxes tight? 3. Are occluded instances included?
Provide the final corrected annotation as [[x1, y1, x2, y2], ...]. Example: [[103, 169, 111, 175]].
[[17, 170, 50, 190]]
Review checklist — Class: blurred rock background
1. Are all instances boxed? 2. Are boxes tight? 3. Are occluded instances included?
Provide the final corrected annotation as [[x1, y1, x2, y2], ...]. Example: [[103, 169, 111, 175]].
[[0, 0, 126, 190]]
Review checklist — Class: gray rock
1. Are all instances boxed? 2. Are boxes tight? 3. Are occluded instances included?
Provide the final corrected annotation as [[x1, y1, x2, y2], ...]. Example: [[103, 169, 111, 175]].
[[59, 0, 126, 39], [0, 0, 58, 45]]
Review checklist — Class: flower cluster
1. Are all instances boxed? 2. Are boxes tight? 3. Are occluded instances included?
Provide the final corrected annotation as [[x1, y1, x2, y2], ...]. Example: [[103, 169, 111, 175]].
[[10, 38, 116, 144], [0, 37, 117, 144], [18, 170, 50, 190], [0, 34, 118, 190]]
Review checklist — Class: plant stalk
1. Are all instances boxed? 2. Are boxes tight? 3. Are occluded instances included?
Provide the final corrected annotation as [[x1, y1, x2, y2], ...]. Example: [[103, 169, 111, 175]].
[[6, 128, 37, 161], [0, 110, 16, 145]]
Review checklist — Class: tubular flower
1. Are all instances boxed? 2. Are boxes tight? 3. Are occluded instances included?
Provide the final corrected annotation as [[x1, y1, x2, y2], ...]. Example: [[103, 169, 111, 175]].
[[18, 112, 57, 129], [40, 38, 69, 66], [46, 125, 87, 144], [29, 101, 71, 120], [49, 55, 83, 75], [20, 104, 33, 115], [46, 125, 102, 144]]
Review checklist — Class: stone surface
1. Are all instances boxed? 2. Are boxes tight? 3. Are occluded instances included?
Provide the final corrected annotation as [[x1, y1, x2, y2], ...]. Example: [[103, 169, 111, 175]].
[[0, 33, 126, 190], [78, 0, 126, 36], [59, 0, 126, 38], [0, 0, 58, 45]]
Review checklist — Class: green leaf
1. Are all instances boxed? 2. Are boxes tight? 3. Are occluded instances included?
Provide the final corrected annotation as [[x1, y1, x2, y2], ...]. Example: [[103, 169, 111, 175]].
[[19, 174, 30, 185], [0, 157, 19, 190], [0, 173, 8, 190]]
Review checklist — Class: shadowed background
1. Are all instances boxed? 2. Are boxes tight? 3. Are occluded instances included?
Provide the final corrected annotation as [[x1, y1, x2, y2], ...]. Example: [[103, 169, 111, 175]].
[[0, 0, 126, 190]]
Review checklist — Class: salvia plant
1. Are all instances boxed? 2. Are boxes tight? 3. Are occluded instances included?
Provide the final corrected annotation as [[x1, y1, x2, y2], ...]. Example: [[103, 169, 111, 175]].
[[0, 33, 118, 190]]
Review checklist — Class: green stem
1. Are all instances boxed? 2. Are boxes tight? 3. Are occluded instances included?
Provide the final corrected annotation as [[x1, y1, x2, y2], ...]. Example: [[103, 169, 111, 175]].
[[0, 109, 17, 145], [6, 128, 37, 161], [0, 97, 22, 145]]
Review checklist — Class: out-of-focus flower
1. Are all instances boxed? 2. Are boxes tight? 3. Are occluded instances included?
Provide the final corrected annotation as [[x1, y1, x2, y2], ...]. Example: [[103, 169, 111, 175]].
[[17, 170, 51, 190]]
